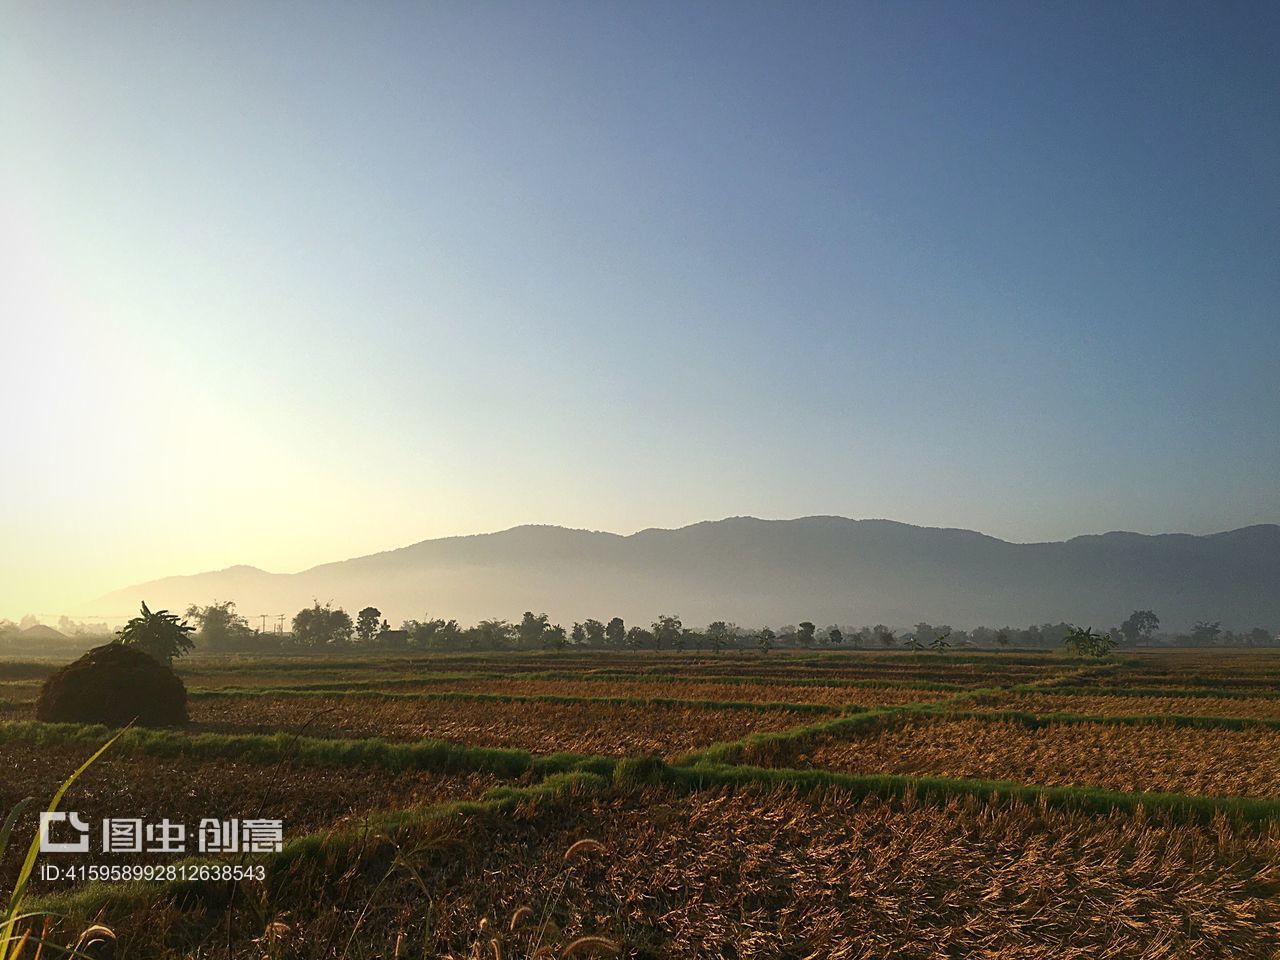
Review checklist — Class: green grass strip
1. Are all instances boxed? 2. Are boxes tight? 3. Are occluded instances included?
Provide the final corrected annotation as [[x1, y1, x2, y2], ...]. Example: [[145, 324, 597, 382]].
[[0, 720, 596, 780], [676, 707, 909, 766]]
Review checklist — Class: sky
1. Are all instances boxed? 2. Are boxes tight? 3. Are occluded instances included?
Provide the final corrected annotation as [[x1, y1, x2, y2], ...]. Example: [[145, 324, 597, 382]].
[[2, 2, 1278, 619]]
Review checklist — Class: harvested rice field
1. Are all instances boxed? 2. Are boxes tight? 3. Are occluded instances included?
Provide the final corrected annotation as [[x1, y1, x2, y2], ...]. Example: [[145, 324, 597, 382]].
[[967, 689, 1280, 720], [68, 785, 1280, 960], [7, 647, 1280, 958], [0, 738, 504, 892], [796, 715, 1280, 797], [188, 692, 813, 757], [369, 676, 952, 707]]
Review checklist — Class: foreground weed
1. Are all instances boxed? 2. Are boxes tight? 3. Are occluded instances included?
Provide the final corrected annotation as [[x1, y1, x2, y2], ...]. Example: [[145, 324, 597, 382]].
[[1, 730, 123, 957]]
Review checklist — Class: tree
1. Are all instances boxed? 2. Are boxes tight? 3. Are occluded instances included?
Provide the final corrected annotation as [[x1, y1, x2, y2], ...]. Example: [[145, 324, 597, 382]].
[[1063, 625, 1117, 659], [605, 617, 626, 648], [825, 626, 844, 647], [117, 601, 195, 665], [403, 617, 445, 648], [929, 629, 951, 653], [569, 621, 586, 647], [707, 621, 732, 654], [355, 607, 383, 646], [625, 626, 652, 650], [518, 611, 549, 650], [906, 633, 923, 653], [469, 619, 514, 650], [1119, 610, 1159, 645], [292, 602, 354, 648], [1248, 627, 1271, 647], [651, 614, 682, 651], [1191, 620, 1222, 645], [184, 600, 252, 652], [797, 622, 816, 648], [582, 619, 606, 647], [874, 625, 896, 648], [995, 629, 1011, 649], [435, 619, 463, 649], [545, 623, 568, 651], [757, 627, 775, 656]]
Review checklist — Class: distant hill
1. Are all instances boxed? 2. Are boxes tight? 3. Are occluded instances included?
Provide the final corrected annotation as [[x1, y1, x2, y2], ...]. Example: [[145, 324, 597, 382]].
[[91, 517, 1280, 631], [17, 624, 68, 641], [0, 623, 98, 659]]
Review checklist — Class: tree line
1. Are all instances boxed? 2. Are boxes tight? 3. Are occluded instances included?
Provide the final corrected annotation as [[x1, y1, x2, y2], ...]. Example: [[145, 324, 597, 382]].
[[179, 601, 1277, 654]]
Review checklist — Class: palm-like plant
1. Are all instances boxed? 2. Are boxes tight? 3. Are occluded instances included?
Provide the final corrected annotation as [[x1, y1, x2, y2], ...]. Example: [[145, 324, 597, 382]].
[[757, 628, 775, 656], [116, 601, 195, 665], [1063, 625, 1117, 659]]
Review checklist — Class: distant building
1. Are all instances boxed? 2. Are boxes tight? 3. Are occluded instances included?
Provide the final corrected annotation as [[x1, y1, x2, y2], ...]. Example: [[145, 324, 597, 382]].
[[379, 629, 410, 648]]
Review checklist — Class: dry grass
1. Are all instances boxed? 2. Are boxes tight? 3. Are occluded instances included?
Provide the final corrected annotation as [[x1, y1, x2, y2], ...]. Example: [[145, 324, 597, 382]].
[[69, 785, 1280, 958], [1125, 649, 1280, 673], [0, 739, 503, 893], [643, 662, 1058, 687], [973, 691, 1280, 720], [399, 677, 949, 707], [801, 717, 1280, 798], [188, 694, 810, 758], [0, 681, 39, 701]]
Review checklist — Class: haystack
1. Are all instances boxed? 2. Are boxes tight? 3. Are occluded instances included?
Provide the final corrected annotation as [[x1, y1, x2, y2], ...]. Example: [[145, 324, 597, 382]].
[[35, 643, 187, 727]]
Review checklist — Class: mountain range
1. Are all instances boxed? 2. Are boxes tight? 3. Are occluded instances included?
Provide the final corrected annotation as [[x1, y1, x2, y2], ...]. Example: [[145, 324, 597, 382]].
[[91, 517, 1280, 631]]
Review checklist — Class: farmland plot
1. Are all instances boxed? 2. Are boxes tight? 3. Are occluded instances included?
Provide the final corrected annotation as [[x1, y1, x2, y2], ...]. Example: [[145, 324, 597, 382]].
[[0, 739, 503, 893], [966, 690, 1280, 721], [385, 676, 951, 707], [795, 716, 1280, 797], [189, 693, 813, 757], [73, 785, 1280, 960]]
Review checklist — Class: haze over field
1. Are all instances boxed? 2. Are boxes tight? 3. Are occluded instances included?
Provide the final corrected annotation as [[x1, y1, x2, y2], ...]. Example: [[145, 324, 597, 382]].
[[92, 517, 1280, 631]]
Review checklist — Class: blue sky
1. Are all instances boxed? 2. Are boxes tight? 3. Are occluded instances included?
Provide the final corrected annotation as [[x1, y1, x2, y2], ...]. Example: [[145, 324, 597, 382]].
[[2, 2, 1277, 614]]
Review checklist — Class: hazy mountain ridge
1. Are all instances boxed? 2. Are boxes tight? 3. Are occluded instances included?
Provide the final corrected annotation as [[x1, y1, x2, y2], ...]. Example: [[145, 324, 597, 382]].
[[91, 518, 1280, 630]]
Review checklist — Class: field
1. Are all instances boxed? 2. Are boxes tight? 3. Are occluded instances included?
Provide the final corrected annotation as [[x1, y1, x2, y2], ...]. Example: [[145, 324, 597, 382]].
[[186, 692, 817, 757], [0, 738, 506, 883], [789, 715, 1280, 797], [3, 647, 1280, 958]]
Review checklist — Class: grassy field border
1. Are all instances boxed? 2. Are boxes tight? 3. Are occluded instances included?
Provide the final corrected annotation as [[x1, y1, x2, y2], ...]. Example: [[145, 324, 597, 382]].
[[0, 720, 597, 780], [679, 695, 1280, 771]]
